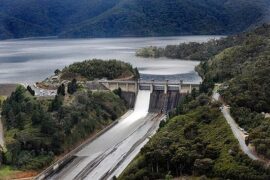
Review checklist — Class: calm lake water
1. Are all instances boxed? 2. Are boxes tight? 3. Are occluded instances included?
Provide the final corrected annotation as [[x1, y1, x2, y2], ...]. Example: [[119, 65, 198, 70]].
[[0, 36, 222, 83]]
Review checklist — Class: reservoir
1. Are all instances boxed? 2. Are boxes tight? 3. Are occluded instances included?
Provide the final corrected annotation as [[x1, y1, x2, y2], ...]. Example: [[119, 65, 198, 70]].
[[0, 36, 222, 83]]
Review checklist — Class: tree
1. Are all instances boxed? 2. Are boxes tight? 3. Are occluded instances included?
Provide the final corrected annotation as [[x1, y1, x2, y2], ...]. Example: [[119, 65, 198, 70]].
[[27, 85, 35, 96], [57, 84, 66, 96], [113, 87, 122, 97], [54, 69, 61, 75], [67, 79, 77, 94], [165, 172, 173, 180], [50, 95, 63, 111], [134, 67, 140, 79], [194, 158, 214, 175]]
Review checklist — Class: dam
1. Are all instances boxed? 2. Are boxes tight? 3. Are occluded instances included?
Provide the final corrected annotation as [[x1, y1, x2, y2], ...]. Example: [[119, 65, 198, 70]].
[[41, 90, 163, 180], [94, 79, 199, 113], [37, 79, 200, 180]]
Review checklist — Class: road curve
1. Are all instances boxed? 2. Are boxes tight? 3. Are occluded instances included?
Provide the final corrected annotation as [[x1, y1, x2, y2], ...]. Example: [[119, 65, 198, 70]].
[[221, 106, 258, 160], [212, 91, 258, 160], [0, 114, 4, 148]]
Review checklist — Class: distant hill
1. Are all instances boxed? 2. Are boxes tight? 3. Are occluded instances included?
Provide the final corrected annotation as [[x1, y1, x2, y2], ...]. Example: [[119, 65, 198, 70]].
[[0, 0, 269, 39]]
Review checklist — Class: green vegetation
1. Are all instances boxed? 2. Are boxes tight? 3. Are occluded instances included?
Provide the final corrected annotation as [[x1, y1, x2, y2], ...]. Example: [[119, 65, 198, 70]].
[[196, 24, 270, 159], [0, 96, 5, 107], [67, 79, 77, 95], [0, 86, 127, 170], [120, 94, 269, 179], [137, 24, 270, 159], [0, 166, 19, 179], [0, 0, 269, 39], [136, 46, 165, 58], [121, 24, 270, 179], [26, 86, 35, 96], [136, 38, 239, 60], [61, 59, 139, 80]]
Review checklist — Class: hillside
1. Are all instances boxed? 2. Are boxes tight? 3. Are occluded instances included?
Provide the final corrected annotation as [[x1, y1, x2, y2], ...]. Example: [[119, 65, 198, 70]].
[[0, 59, 141, 176], [146, 23, 270, 159], [120, 94, 270, 179], [0, 85, 127, 172], [119, 24, 270, 179], [0, 0, 270, 39], [60, 59, 139, 80], [197, 24, 270, 159]]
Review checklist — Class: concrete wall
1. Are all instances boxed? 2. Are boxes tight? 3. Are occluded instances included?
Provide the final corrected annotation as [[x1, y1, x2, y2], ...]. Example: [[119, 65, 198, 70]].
[[166, 92, 182, 111], [99, 80, 199, 94], [101, 82, 137, 93], [149, 91, 184, 113], [120, 92, 136, 109], [181, 84, 200, 94], [149, 90, 166, 113]]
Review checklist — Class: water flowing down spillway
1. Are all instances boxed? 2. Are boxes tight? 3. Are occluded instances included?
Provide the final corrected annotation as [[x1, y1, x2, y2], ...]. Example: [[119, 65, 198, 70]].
[[119, 90, 151, 126], [50, 90, 162, 180]]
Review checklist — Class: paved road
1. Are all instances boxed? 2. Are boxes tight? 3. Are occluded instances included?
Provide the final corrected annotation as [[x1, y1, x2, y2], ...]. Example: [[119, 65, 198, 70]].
[[0, 113, 4, 149], [212, 91, 258, 160], [221, 106, 258, 160]]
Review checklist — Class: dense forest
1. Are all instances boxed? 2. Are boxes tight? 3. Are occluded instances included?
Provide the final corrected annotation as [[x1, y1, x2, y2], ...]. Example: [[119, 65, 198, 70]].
[[135, 28, 267, 61], [197, 24, 270, 158], [61, 59, 139, 80], [0, 0, 269, 39], [0, 85, 127, 170], [120, 24, 270, 179], [120, 93, 270, 179], [136, 38, 237, 60]]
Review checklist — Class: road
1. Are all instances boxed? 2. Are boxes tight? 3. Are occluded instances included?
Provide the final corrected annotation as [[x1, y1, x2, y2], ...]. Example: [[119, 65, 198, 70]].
[[0, 113, 4, 149], [212, 91, 258, 160], [47, 90, 164, 180], [221, 106, 258, 160]]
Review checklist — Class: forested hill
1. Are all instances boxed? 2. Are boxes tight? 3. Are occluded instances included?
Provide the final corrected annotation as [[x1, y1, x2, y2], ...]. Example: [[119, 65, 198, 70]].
[[199, 24, 270, 159], [60, 59, 139, 80], [0, 0, 270, 39], [119, 24, 270, 179]]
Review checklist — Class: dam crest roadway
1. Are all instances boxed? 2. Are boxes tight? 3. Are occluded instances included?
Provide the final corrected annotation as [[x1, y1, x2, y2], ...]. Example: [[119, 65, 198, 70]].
[[93, 79, 200, 94]]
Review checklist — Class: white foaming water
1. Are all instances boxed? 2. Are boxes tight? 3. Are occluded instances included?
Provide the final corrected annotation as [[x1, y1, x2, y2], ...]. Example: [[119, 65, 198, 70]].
[[56, 90, 153, 180], [121, 90, 151, 127], [75, 90, 151, 157]]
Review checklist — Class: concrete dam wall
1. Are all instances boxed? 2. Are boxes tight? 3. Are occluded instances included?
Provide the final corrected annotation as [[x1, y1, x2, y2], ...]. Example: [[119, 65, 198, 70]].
[[149, 91, 182, 113], [120, 92, 136, 109]]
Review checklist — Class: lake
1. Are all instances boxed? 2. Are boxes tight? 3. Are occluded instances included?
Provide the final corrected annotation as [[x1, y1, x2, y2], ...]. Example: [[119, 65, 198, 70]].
[[0, 36, 222, 83]]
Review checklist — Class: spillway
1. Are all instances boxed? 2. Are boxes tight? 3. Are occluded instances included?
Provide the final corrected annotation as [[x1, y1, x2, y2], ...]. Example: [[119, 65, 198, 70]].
[[49, 90, 162, 180]]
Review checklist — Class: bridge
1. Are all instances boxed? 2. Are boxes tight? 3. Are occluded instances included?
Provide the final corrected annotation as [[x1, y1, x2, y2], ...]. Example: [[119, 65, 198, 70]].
[[94, 80, 200, 94]]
